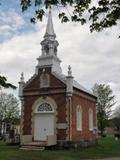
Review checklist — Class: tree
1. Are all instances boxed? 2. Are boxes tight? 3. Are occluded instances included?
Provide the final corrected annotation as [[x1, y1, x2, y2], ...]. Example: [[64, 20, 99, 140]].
[[20, 0, 120, 36], [92, 83, 116, 135], [0, 75, 16, 89], [111, 105, 120, 133], [0, 93, 20, 134]]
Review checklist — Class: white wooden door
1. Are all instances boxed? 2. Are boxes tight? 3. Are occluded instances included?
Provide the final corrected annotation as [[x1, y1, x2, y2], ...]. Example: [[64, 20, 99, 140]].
[[34, 114, 54, 141]]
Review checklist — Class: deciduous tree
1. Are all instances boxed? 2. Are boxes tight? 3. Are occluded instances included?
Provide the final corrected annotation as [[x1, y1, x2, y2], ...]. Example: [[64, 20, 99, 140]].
[[111, 106, 120, 132], [0, 75, 16, 89], [0, 93, 20, 133], [92, 83, 116, 135], [20, 0, 120, 36]]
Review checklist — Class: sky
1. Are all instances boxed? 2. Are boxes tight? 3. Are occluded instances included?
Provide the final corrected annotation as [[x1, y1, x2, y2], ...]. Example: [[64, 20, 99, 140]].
[[0, 0, 120, 110]]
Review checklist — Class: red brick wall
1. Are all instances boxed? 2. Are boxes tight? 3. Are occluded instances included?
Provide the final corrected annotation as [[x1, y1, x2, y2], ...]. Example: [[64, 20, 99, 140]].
[[25, 67, 65, 90], [22, 67, 97, 142], [23, 95, 39, 134], [72, 94, 97, 141], [23, 94, 67, 140], [49, 94, 67, 140], [23, 67, 67, 140]]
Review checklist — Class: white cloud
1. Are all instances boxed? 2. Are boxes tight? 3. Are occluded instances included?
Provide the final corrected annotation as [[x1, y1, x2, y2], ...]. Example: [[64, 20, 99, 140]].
[[107, 82, 120, 91], [0, 10, 120, 107], [0, 9, 25, 37]]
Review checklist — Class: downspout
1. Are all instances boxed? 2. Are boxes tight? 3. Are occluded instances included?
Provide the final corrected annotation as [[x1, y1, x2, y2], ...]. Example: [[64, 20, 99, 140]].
[[68, 96, 72, 141], [18, 72, 25, 144]]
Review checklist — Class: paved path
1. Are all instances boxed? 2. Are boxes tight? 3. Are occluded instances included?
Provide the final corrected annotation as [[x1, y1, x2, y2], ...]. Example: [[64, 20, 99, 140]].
[[97, 158, 120, 160]]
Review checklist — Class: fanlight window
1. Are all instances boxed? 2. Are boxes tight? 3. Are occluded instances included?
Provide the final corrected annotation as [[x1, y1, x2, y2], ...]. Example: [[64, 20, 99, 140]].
[[40, 73, 49, 88], [37, 103, 53, 113]]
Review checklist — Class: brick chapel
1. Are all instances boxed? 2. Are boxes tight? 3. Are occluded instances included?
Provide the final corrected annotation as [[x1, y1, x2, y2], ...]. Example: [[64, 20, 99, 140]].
[[19, 11, 97, 148]]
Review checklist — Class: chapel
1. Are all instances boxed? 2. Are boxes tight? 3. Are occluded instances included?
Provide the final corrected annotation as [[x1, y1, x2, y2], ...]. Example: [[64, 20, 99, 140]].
[[19, 11, 97, 148]]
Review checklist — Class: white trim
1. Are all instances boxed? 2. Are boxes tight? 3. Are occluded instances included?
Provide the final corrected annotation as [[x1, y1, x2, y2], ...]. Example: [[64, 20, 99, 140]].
[[31, 96, 58, 139], [34, 102, 54, 114]]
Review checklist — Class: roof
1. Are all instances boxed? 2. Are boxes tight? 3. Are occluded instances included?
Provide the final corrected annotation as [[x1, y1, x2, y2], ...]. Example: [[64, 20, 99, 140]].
[[23, 68, 96, 98], [52, 71, 95, 97]]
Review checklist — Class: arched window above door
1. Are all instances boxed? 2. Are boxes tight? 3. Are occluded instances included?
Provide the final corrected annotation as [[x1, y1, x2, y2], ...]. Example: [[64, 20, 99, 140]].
[[35, 103, 54, 113]]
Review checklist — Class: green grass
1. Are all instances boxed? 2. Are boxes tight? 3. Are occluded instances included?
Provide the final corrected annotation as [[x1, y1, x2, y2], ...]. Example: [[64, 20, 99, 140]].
[[0, 136, 120, 160]]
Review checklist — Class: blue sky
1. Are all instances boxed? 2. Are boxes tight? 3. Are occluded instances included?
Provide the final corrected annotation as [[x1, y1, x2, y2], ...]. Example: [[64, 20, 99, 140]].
[[0, 0, 120, 110], [0, 0, 36, 42]]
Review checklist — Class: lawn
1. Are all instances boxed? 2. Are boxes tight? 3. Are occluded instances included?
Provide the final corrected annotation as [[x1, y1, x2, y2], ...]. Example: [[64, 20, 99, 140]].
[[0, 136, 120, 160]]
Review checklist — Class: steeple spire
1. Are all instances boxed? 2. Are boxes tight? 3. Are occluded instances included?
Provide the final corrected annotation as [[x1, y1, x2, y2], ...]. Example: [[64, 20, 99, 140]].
[[44, 10, 55, 38], [36, 9, 62, 74], [40, 9, 58, 56]]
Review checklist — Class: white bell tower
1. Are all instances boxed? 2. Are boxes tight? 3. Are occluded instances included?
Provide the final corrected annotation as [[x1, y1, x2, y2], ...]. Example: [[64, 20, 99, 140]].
[[36, 10, 62, 74]]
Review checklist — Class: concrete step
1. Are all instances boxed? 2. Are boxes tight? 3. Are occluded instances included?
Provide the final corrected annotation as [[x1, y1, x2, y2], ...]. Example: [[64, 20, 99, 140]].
[[20, 146, 45, 151], [23, 141, 47, 146]]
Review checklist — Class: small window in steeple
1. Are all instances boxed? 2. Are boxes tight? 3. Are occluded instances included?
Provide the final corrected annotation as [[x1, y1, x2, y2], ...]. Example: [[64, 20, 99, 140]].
[[45, 45, 49, 55], [40, 73, 50, 88]]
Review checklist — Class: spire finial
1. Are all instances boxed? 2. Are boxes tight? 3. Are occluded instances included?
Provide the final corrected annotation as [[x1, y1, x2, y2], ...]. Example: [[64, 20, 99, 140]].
[[68, 65, 72, 76], [20, 72, 24, 82], [44, 9, 55, 37]]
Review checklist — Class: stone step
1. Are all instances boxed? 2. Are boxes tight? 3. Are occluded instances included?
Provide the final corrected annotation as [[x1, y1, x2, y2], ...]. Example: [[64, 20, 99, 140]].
[[22, 141, 47, 147], [20, 146, 45, 151]]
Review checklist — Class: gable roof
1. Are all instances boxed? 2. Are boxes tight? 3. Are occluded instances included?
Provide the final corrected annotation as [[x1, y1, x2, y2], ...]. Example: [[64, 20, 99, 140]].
[[52, 71, 95, 97], [23, 69, 95, 98], [23, 73, 37, 89]]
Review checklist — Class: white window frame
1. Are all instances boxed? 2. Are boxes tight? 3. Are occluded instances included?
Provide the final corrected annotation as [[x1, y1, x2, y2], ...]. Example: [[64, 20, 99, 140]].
[[35, 102, 54, 114], [76, 105, 82, 131], [89, 108, 94, 131]]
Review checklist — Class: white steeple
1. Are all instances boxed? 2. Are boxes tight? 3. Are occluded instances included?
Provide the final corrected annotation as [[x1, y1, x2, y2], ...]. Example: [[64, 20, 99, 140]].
[[36, 10, 62, 74], [44, 10, 56, 38], [68, 65, 72, 76], [40, 10, 58, 56], [20, 72, 24, 82]]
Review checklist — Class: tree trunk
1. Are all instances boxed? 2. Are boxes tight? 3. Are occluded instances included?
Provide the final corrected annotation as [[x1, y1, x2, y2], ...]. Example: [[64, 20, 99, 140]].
[[0, 120, 2, 133]]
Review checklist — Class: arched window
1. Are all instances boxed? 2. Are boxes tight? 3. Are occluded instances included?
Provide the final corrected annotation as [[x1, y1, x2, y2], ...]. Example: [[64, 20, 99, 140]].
[[36, 103, 53, 113], [89, 108, 94, 131], [40, 73, 49, 88], [76, 105, 82, 131]]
